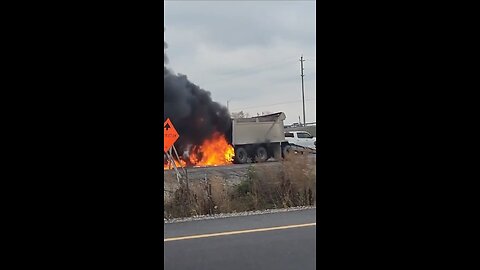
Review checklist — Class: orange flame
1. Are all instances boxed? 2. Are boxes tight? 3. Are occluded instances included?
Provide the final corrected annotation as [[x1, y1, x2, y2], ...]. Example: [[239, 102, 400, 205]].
[[164, 159, 186, 170], [164, 132, 234, 170], [189, 132, 234, 167]]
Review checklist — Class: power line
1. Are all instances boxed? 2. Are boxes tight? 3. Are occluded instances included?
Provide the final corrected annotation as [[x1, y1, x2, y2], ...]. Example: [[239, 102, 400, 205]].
[[218, 56, 297, 77], [231, 98, 315, 111], [201, 57, 298, 86]]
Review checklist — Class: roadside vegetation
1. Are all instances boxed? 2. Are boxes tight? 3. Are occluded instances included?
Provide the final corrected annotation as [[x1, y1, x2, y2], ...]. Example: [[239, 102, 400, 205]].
[[164, 154, 316, 219]]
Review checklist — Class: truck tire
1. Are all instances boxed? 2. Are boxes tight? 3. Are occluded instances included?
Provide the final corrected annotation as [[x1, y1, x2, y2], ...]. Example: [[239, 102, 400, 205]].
[[255, 146, 268, 162], [282, 145, 292, 158], [234, 147, 248, 164]]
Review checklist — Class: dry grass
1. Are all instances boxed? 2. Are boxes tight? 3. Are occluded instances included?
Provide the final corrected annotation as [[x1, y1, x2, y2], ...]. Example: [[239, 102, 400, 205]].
[[164, 154, 316, 219]]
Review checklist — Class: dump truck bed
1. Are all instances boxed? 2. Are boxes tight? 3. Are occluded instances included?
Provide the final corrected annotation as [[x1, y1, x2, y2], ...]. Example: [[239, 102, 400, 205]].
[[232, 112, 286, 145]]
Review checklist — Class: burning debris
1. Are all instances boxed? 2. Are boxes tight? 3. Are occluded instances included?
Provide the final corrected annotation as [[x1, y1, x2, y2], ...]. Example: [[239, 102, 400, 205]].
[[186, 132, 234, 166], [164, 31, 233, 169], [163, 132, 234, 170]]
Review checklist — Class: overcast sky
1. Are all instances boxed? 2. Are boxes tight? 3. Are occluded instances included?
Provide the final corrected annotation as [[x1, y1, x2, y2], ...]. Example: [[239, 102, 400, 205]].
[[164, 0, 316, 125]]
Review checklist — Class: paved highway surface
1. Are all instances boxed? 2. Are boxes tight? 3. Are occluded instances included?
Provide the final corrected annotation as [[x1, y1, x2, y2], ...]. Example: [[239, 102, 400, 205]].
[[164, 208, 316, 270]]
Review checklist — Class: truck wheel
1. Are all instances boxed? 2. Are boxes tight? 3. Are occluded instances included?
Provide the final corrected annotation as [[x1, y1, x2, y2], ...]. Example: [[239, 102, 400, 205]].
[[282, 145, 292, 158], [255, 146, 268, 162], [234, 147, 248, 164]]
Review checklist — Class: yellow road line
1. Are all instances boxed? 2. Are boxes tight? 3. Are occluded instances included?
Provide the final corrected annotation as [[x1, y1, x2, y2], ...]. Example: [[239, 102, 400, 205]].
[[164, 222, 316, 242]]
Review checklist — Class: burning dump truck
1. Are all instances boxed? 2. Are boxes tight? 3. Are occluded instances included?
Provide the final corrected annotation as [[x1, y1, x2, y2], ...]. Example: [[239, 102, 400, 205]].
[[231, 112, 288, 164], [230, 112, 315, 164], [164, 112, 315, 169]]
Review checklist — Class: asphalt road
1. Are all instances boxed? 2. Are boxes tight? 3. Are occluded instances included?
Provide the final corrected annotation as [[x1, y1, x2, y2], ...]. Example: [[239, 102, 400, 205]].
[[164, 208, 316, 270]]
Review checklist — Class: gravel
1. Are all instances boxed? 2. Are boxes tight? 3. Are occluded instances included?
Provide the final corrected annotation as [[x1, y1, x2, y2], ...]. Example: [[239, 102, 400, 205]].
[[164, 206, 316, 224]]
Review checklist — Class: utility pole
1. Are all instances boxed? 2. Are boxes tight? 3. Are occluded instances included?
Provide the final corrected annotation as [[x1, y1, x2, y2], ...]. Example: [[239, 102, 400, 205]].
[[300, 55, 306, 127], [227, 100, 230, 111]]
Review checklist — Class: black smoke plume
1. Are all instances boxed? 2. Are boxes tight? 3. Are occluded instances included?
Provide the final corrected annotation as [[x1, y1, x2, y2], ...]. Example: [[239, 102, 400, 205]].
[[164, 37, 232, 155]]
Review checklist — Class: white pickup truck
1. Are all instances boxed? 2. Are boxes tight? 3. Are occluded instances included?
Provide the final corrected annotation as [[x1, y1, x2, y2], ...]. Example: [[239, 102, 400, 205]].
[[284, 131, 316, 153]]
